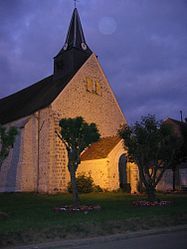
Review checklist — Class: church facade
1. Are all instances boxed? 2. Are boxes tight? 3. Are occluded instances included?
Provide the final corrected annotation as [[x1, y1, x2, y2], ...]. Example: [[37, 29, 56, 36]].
[[0, 8, 138, 193]]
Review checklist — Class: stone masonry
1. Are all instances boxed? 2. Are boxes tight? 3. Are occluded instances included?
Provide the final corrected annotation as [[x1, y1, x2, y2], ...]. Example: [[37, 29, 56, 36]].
[[0, 53, 139, 193]]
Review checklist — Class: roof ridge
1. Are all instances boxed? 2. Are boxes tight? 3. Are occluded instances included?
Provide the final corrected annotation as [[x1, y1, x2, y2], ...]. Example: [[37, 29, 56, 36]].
[[0, 75, 52, 103], [81, 136, 121, 161]]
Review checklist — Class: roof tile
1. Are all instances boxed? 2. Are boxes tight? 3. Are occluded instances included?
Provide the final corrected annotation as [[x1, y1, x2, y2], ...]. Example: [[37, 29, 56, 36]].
[[81, 136, 121, 161]]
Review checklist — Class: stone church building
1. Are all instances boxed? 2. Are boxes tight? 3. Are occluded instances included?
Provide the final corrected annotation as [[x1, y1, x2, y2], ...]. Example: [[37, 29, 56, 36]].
[[0, 8, 138, 193]]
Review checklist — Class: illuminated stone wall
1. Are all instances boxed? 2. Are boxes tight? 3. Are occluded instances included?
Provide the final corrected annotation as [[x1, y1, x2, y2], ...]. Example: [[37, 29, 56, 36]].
[[46, 54, 127, 192], [78, 140, 139, 192], [127, 162, 139, 193], [0, 116, 38, 192], [77, 159, 109, 190], [47, 110, 70, 193], [107, 141, 126, 190], [0, 54, 132, 193], [17, 116, 38, 192], [52, 54, 126, 137]]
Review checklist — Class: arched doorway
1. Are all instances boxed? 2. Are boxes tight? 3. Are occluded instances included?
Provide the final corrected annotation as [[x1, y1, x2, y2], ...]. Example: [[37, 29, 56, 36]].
[[118, 154, 131, 192]]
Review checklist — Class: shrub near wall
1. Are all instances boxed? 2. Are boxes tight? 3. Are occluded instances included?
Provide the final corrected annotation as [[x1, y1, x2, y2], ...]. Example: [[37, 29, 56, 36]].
[[68, 174, 94, 193]]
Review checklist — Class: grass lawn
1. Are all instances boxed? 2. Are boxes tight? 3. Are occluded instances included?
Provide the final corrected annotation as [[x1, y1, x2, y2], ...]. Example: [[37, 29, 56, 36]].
[[0, 192, 187, 247]]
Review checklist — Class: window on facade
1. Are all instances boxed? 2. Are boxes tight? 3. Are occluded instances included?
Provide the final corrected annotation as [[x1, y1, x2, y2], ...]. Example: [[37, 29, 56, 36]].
[[85, 77, 101, 95], [95, 80, 101, 95], [86, 77, 93, 92]]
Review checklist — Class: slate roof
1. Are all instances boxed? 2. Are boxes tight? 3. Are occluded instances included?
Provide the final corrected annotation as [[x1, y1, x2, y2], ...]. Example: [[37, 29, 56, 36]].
[[0, 8, 92, 125], [56, 8, 91, 55], [0, 73, 72, 124], [81, 136, 121, 161]]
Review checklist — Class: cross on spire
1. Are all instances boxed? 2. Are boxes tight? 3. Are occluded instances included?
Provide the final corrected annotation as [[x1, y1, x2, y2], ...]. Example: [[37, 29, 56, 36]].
[[74, 0, 78, 8]]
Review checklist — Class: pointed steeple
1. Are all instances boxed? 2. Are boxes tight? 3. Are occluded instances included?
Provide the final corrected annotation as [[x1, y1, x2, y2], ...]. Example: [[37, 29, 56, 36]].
[[63, 8, 90, 51], [54, 8, 92, 79]]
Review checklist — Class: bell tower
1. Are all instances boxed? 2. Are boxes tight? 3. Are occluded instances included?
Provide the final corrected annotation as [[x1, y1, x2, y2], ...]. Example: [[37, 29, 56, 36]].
[[53, 8, 92, 80]]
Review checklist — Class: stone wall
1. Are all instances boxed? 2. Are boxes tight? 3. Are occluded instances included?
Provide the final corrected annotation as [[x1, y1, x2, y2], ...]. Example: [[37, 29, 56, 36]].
[[105, 141, 138, 193], [128, 163, 139, 193], [0, 130, 22, 192], [48, 54, 128, 193], [77, 158, 109, 190], [180, 168, 187, 186], [157, 169, 173, 191], [78, 141, 139, 193], [36, 107, 52, 193], [0, 54, 129, 193], [0, 116, 38, 192], [47, 110, 69, 193], [18, 116, 38, 192], [107, 141, 126, 190], [52, 54, 126, 137]]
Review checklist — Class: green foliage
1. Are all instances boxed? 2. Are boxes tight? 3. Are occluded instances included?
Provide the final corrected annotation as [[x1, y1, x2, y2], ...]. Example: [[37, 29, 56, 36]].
[[119, 115, 177, 165], [93, 185, 103, 192], [0, 124, 18, 168], [58, 116, 100, 205], [67, 174, 94, 193], [59, 116, 100, 154], [119, 114, 180, 200]]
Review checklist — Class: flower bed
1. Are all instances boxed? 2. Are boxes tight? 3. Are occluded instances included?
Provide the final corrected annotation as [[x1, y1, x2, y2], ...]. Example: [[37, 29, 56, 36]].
[[132, 200, 173, 207], [53, 204, 101, 213]]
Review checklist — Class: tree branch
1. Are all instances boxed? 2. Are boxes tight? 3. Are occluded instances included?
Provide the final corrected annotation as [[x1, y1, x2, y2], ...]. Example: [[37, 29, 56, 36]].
[[55, 130, 69, 150]]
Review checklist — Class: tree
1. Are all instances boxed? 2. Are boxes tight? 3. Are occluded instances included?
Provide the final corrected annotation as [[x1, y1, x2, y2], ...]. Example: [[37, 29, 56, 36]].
[[0, 124, 18, 170], [119, 115, 180, 201], [57, 117, 100, 206]]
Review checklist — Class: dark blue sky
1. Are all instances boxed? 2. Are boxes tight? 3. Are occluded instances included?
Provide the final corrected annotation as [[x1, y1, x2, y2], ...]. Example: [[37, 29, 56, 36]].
[[0, 0, 187, 123]]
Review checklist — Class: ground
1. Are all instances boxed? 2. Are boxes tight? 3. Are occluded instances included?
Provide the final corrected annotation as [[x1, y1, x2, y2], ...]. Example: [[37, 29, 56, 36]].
[[0, 192, 187, 247]]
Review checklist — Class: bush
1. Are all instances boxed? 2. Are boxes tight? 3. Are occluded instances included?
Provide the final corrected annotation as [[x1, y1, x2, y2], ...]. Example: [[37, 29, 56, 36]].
[[67, 174, 94, 193], [93, 185, 103, 192]]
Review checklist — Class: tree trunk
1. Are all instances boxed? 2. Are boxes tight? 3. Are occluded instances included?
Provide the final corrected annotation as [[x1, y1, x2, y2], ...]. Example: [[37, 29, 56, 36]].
[[138, 180, 144, 193], [137, 165, 148, 193], [69, 166, 80, 207], [146, 186, 156, 202], [172, 168, 176, 192]]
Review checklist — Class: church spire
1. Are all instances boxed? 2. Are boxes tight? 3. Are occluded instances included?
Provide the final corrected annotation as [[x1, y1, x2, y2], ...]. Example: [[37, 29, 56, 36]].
[[54, 8, 92, 79], [56, 8, 92, 56], [63, 8, 88, 51]]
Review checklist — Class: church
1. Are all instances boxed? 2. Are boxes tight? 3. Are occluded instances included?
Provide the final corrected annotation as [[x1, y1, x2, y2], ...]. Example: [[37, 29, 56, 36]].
[[0, 8, 138, 193]]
